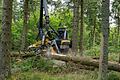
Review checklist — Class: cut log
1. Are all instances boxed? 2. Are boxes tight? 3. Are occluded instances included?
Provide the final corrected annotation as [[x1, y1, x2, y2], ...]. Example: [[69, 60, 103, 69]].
[[50, 54, 120, 72], [11, 52, 120, 72]]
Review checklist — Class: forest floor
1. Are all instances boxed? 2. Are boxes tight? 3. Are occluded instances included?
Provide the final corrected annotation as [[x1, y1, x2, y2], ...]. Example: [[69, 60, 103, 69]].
[[11, 68, 120, 80], [10, 52, 120, 80], [9, 48, 120, 80], [11, 70, 100, 80]]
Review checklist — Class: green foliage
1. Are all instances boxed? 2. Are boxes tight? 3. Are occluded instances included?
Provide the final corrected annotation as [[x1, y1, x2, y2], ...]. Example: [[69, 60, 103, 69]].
[[11, 11, 39, 50], [50, 8, 73, 37], [12, 19, 23, 50], [12, 58, 33, 72], [84, 46, 100, 57], [32, 57, 54, 72], [108, 72, 120, 80]]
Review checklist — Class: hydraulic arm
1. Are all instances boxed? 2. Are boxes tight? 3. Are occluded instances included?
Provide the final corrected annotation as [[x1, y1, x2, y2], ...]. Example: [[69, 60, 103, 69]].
[[37, 0, 58, 40]]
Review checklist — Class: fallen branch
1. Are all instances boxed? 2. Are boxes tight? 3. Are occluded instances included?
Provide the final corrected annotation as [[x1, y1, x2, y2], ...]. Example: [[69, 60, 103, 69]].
[[11, 52, 35, 58]]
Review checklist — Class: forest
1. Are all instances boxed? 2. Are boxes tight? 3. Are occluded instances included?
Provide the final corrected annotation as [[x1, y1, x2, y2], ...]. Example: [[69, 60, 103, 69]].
[[0, 0, 120, 80]]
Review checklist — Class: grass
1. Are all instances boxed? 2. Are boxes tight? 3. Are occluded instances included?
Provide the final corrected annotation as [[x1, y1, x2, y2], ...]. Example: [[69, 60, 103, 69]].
[[10, 69, 120, 80], [11, 70, 98, 80]]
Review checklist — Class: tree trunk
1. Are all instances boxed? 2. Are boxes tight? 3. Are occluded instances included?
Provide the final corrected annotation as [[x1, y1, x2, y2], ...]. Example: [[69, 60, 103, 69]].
[[11, 52, 120, 72], [117, 2, 120, 48], [0, 0, 13, 79], [117, 13, 120, 48], [79, 0, 84, 55], [114, 28, 117, 47], [12, 0, 18, 22], [98, 0, 110, 80], [72, 0, 80, 55], [0, 0, 2, 34], [0, 0, 2, 23], [50, 55, 120, 72], [90, 16, 96, 47], [21, 0, 29, 51], [92, 16, 96, 46]]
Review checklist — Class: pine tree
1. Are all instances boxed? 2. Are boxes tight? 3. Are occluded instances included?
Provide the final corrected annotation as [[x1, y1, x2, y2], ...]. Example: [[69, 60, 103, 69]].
[[72, 0, 80, 55], [98, 0, 110, 80], [0, 0, 13, 79], [21, 0, 29, 51], [79, 0, 84, 55]]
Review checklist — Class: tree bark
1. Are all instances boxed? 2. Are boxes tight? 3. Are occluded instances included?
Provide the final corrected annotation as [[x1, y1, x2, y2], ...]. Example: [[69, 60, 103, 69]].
[[0, 0, 13, 79], [93, 16, 96, 46], [72, 0, 80, 55], [79, 0, 84, 55], [116, 14, 120, 49], [118, 7, 120, 63], [114, 28, 117, 47], [21, 0, 29, 51], [98, 0, 110, 80], [0, 0, 2, 23]]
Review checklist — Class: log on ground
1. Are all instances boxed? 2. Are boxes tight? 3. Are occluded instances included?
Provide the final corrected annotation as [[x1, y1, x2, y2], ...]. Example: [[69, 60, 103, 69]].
[[50, 54, 120, 72], [11, 52, 120, 72]]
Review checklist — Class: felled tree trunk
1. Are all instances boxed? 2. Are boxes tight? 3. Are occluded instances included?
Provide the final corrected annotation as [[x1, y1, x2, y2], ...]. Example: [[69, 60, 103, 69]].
[[50, 55, 120, 72], [11, 52, 120, 72]]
